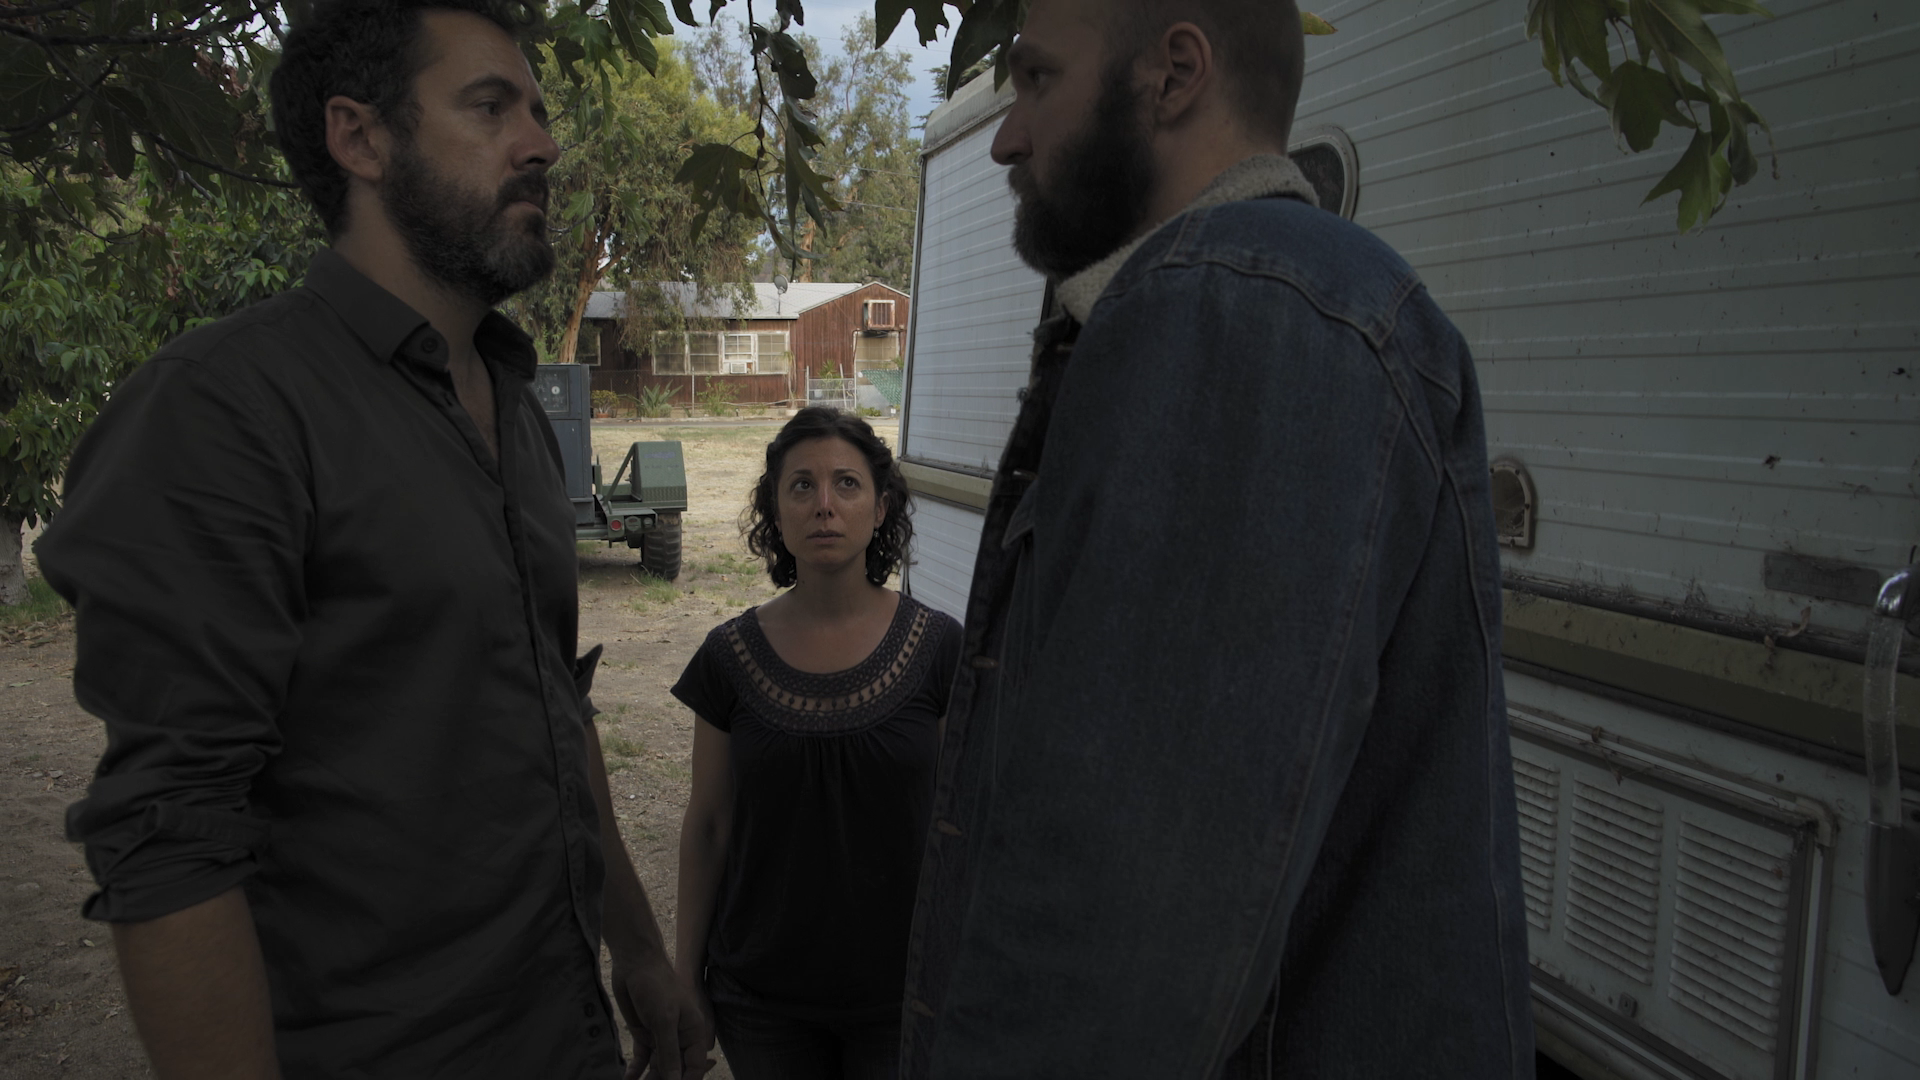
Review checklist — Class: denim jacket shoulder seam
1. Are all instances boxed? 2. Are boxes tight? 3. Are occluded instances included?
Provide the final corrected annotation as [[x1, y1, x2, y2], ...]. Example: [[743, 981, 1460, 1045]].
[[1100, 258, 1444, 477]]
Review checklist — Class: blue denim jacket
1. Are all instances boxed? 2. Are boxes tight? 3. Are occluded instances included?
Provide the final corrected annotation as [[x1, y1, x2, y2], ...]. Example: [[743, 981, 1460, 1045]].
[[899, 172, 1536, 1078]]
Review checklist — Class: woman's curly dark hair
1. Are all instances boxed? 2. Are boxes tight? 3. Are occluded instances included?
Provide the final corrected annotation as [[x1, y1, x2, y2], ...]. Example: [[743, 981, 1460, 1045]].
[[743, 408, 914, 588]]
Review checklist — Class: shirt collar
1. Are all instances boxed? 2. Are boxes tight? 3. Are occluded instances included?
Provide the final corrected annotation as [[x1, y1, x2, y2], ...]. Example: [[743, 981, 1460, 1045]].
[[1056, 153, 1319, 324], [302, 248, 538, 379]]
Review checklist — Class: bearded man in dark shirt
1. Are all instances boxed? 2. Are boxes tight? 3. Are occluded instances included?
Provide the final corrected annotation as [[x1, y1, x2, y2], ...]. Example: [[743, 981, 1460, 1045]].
[[37, 3, 701, 1077]]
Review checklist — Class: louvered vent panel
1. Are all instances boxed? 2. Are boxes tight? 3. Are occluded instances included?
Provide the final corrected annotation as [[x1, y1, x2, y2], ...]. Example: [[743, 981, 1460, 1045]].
[[1669, 817, 1793, 1054], [1513, 757, 1559, 931], [1567, 782, 1662, 982]]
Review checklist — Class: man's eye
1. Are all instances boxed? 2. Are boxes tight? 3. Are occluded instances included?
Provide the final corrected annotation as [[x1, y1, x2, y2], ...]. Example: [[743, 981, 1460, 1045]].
[[479, 101, 501, 116]]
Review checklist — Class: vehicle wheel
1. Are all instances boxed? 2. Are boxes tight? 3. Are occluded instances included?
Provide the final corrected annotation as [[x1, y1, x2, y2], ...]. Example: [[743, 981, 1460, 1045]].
[[639, 513, 682, 581]]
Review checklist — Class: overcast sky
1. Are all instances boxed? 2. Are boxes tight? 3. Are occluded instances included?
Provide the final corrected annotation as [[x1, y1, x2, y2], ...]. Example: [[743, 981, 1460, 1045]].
[[701, 0, 956, 122]]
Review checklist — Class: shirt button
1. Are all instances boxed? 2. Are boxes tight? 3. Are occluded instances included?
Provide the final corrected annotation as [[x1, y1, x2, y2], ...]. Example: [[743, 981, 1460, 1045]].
[[587, 1024, 602, 1038], [421, 337, 439, 353], [583, 1003, 596, 1018]]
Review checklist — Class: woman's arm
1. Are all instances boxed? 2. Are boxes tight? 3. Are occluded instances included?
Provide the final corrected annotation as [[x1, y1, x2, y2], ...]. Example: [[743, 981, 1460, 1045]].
[[674, 717, 736, 1042]]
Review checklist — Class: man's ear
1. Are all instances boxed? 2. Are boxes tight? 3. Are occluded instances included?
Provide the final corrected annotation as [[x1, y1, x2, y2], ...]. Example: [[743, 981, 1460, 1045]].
[[1147, 22, 1215, 128], [325, 95, 389, 185]]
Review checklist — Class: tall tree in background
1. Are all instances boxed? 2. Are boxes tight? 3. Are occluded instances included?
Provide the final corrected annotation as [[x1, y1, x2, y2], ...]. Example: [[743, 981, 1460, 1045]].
[[689, 14, 919, 287], [0, 158, 321, 603], [505, 40, 759, 365], [802, 16, 919, 286]]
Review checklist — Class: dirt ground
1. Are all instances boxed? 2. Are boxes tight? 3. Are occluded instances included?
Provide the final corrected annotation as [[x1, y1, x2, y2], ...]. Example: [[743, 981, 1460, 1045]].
[[0, 417, 894, 1079]]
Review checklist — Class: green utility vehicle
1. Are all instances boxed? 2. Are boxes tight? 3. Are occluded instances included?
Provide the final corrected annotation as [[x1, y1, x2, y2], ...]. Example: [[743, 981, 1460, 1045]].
[[533, 364, 687, 580], [580, 440, 687, 580]]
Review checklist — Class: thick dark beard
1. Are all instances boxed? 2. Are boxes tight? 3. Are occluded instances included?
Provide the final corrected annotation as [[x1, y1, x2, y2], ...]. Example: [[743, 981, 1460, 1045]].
[[381, 137, 555, 307], [1008, 63, 1158, 279]]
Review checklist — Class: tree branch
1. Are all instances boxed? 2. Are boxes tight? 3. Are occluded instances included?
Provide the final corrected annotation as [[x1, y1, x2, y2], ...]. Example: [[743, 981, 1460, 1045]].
[[144, 132, 298, 189], [0, 0, 93, 20], [0, 12, 249, 48]]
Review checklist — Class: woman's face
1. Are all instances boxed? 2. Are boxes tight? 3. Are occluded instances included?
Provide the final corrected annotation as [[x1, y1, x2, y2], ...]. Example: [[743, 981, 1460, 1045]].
[[775, 436, 886, 576]]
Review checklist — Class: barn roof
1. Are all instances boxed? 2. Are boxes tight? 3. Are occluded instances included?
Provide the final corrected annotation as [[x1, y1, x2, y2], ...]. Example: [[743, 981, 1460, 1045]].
[[584, 281, 906, 323]]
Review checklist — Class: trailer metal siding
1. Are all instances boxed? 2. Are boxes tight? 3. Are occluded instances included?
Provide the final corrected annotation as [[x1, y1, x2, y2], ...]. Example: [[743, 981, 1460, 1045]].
[[900, 91, 1046, 475], [1304, 0, 1919, 648]]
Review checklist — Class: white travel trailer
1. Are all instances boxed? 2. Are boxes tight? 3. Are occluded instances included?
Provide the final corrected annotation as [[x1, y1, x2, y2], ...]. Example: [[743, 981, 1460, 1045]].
[[893, 2, 1919, 1078]]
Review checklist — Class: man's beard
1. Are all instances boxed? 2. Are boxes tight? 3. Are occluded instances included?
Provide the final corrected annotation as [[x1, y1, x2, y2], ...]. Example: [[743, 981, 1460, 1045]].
[[1008, 64, 1158, 279], [381, 138, 555, 307]]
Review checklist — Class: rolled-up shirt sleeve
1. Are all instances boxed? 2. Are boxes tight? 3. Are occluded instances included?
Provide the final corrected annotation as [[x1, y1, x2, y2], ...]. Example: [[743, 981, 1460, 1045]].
[[40, 346, 309, 923]]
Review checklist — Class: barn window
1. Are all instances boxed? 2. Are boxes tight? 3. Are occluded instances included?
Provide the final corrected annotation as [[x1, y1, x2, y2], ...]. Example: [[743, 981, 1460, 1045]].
[[756, 332, 791, 373], [723, 333, 756, 374], [1287, 125, 1359, 220], [853, 332, 901, 369], [863, 299, 897, 330], [686, 332, 722, 374], [651, 331, 687, 375]]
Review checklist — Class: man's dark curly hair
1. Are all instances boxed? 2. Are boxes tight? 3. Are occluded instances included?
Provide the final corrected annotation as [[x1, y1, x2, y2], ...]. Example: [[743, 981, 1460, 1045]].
[[743, 408, 915, 588], [268, 0, 541, 237]]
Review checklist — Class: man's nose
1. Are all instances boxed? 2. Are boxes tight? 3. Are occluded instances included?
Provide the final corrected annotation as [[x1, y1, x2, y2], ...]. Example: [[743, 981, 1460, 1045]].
[[520, 113, 560, 170], [990, 110, 1029, 167]]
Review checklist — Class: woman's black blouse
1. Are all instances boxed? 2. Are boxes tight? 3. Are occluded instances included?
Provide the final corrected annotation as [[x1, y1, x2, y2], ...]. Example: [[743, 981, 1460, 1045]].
[[671, 594, 962, 1021]]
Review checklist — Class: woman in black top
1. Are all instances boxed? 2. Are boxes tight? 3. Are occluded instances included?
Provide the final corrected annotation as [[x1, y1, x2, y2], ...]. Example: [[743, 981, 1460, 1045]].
[[673, 408, 961, 1080]]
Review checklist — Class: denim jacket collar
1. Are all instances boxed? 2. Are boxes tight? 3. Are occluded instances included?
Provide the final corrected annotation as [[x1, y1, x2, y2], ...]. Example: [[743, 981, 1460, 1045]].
[[1055, 153, 1318, 323]]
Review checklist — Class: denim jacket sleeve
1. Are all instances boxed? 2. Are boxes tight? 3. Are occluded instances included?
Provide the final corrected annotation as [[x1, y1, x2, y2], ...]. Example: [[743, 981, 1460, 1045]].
[[923, 203, 1488, 1077]]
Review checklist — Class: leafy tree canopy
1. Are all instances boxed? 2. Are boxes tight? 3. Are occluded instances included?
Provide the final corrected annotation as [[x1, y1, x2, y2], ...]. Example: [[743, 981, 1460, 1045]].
[[503, 37, 762, 366]]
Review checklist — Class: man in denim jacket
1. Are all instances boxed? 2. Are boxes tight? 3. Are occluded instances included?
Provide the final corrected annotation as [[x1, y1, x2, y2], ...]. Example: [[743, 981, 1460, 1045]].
[[898, 1, 1536, 1077]]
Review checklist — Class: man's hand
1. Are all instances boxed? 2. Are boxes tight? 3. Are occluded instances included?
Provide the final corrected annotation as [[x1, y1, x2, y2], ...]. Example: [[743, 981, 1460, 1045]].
[[611, 949, 711, 1080]]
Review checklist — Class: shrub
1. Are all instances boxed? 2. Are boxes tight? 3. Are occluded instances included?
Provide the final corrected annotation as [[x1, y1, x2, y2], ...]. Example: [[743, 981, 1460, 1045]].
[[637, 384, 676, 418], [591, 389, 620, 414], [698, 381, 740, 417]]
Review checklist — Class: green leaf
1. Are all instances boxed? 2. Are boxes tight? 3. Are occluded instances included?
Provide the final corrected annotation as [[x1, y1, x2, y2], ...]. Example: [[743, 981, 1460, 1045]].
[[764, 30, 818, 101], [1599, 61, 1689, 151], [1643, 127, 1732, 231], [674, 141, 756, 190], [875, 0, 914, 46], [1723, 98, 1766, 183], [1301, 13, 1339, 36], [1629, 0, 1742, 102], [947, 0, 1021, 99]]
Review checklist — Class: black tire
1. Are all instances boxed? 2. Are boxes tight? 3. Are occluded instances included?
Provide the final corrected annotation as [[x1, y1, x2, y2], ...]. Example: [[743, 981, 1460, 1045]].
[[638, 513, 682, 581]]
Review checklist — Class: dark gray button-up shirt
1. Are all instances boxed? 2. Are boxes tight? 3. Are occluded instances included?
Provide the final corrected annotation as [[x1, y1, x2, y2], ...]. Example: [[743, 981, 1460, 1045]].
[[39, 250, 622, 1078]]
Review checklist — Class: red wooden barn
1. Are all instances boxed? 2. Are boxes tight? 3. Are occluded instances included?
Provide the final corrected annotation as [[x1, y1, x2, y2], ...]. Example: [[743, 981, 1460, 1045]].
[[581, 281, 909, 407]]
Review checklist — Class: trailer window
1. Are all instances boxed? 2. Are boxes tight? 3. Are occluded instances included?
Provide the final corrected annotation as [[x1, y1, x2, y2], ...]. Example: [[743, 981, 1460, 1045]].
[[1490, 459, 1535, 549], [1288, 125, 1359, 220]]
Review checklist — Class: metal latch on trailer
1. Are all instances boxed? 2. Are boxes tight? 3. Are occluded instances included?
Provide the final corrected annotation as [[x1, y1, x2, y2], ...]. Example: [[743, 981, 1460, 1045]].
[[1864, 566, 1920, 994]]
